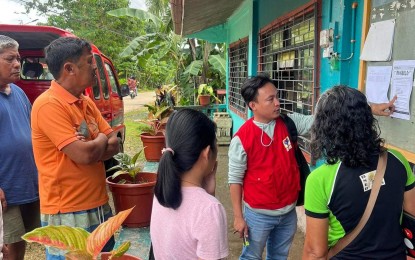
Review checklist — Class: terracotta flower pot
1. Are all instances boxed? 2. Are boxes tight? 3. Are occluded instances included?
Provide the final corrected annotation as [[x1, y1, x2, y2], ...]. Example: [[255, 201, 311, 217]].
[[199, 94, 211, 106], [100, 252, 142, 260], [140, 132, 165, 162], [106, 173, 157, 227]]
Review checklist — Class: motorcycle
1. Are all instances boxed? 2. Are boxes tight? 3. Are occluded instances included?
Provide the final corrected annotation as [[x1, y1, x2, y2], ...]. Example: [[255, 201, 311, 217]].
[[130, 88, 137, 99]]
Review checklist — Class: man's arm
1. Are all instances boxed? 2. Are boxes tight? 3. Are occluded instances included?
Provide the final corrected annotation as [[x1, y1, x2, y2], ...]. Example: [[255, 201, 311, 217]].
[[288, 113, 313, 136], [100, 132, 120, 161], [0, 188, 6, 212], [370, 95, 397, 116], [61, 133, 108, 164], [86, 98, 119, 161], [290, 95, 397, 135], [228, 136, 248, 238], [230, 184, 248, 238]]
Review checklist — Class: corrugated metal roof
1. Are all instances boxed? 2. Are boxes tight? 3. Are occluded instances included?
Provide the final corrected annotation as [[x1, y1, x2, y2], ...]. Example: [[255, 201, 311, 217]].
[[171, 0, 244, 36]]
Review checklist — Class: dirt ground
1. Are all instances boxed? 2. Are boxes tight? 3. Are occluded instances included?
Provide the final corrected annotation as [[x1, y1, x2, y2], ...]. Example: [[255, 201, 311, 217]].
[[24, 96, 305, 259], [24, 146, 305, 260], [215, 145, 305, 260], [123, 92, 306, 259]]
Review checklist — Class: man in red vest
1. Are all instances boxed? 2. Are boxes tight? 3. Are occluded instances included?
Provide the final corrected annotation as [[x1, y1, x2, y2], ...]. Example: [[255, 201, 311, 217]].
[[228, 74, 397, 259]]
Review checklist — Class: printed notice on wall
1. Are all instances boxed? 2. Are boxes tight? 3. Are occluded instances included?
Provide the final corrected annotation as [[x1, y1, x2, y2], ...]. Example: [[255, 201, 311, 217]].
[[365, 66, 392, 103], [390, 60, 415, 120], [360, 19, 395, 61]]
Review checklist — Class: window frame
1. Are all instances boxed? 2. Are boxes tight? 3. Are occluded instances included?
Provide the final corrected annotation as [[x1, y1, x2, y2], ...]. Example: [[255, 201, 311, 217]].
[[258, 2, 319, 155], [228, 37, 249, 119]]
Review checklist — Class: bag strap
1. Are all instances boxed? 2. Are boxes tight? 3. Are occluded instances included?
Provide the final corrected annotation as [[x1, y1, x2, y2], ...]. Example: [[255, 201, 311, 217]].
[[280, 114, 298, 143], [327, 151, 388, 259]]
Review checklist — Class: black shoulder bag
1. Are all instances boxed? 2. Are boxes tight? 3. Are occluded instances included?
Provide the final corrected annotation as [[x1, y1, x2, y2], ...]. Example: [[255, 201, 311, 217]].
[[280, 114, 310, 206]]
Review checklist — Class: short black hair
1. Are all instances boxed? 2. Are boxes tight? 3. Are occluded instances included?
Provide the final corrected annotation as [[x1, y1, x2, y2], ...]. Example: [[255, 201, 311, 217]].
[[241, 73, 275, 110], [45, 37, 91, 79], [129, 76, 136, 80], [311, 86, 385, 167]]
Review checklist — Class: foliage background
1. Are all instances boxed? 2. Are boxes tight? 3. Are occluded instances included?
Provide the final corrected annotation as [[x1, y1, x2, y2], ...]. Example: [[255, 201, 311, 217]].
[[25, 0, 226, 102]]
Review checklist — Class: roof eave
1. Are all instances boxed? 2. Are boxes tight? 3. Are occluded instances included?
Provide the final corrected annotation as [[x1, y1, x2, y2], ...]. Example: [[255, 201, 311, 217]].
[[171, 0, 184, 36]]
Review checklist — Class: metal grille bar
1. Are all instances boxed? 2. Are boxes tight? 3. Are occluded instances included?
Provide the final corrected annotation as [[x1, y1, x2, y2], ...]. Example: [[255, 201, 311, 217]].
[[229, 41, 248, 118], [258, 5, 317, 154]]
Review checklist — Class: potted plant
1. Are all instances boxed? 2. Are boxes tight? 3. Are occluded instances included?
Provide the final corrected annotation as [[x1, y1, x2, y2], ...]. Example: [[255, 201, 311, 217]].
[[142, 103, 172, 132], [106, 151, 157, 228], [22, 207, 141, 260], [138, 104, 172, 162], [197, 84, 221, 106]]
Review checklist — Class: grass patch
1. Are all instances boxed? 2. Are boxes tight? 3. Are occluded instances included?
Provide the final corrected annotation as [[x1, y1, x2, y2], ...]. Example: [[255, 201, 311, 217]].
[[123, 108, 149, 162]]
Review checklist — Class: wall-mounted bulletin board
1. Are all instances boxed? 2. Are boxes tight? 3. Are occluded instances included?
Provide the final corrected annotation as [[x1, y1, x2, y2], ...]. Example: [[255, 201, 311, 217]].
[[361, 0, 415, 163]]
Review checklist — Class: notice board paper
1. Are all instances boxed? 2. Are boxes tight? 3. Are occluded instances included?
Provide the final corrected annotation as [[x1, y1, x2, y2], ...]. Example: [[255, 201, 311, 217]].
[[365, 66, 392, 103], [360, 19, 395, 61], [390, 60, 415, 120]]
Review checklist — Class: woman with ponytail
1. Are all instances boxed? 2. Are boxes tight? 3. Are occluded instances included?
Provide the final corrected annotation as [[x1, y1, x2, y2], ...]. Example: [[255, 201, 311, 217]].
[[150, 108, 229, 260]]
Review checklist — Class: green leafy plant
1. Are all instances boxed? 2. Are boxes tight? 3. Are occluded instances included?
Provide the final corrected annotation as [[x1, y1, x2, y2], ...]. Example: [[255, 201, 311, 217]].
[[197, 84, 221, 104], [139, 104, 173, 135], [22, 207, 134, 260], [155, 84, 177, 108], [107, 151, 144, 184]]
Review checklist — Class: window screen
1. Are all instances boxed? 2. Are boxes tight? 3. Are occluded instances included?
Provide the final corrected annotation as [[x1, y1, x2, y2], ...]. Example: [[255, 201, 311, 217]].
[[229, 40, 248, 118], [258, 4, 317, 153]]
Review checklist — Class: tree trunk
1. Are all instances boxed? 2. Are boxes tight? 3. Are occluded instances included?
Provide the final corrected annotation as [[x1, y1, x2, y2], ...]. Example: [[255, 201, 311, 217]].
[[188, 38, 197, 61], [201, 41, 211, 85]]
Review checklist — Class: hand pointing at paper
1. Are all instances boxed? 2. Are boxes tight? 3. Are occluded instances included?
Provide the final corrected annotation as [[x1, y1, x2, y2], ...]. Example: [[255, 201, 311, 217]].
[[370, 95, 397, 116]]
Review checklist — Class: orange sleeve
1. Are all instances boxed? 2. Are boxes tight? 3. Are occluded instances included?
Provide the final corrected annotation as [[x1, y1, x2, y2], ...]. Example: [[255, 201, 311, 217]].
[[35, 102, 79, 151]]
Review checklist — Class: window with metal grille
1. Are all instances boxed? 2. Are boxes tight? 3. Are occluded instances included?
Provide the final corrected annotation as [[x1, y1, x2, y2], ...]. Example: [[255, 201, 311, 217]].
[[229, 39, 248, 118], [258, 4, 317, 154]]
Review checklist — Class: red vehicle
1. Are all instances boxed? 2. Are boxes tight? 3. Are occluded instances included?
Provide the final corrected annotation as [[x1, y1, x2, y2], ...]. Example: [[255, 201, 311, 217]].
[[0, 24, 128, 170]]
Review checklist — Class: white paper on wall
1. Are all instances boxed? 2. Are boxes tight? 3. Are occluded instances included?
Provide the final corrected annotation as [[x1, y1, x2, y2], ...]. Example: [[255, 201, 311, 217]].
[[365, 66, 392, 103], [360, 19, 395, 61], [390, 60, 415, 120]]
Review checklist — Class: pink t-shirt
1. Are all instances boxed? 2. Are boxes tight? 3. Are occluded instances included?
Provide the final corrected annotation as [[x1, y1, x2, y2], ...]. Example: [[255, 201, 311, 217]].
[[150, 187, 229, 260]]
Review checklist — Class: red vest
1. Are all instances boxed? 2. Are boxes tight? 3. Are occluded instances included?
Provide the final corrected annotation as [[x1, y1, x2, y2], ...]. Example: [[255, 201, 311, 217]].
[[235, 118, 300, 210]]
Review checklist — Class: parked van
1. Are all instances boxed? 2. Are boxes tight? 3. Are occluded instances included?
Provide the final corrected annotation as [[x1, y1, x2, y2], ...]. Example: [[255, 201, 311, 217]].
[[0, 24, 128, 171]]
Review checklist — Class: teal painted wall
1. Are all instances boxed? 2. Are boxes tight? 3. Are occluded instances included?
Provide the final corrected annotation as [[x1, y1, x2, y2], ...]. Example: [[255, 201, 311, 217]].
[[188, 24, 228, 43], [320, 0, 364, 93], [226, 0, 253, 132], [227, 0, 252, 44], [257, 0, 310, 29], [187, 0, 366, 134]]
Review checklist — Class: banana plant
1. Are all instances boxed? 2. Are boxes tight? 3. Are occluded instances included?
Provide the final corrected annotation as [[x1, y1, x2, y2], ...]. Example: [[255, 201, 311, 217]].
[[22, 207, 134, 260]]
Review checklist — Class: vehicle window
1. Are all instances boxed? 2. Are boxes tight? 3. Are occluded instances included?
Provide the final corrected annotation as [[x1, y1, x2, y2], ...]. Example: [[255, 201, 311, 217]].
[[20, 57, 54, 81], [91, 55, 101, 100], [94, 54, 109, 100], [104, 63, 119, 95]]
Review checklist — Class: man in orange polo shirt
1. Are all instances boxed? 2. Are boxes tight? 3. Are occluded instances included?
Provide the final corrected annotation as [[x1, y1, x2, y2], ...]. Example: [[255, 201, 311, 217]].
[[31, 37, 119, 259]]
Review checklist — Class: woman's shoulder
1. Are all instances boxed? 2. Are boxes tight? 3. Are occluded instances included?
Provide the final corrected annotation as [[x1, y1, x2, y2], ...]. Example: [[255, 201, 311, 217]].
[[308, 162, 341, 181], [387, 149, 409, 165], [182, 188, 225, 210], [386, 149, 412, 175]]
